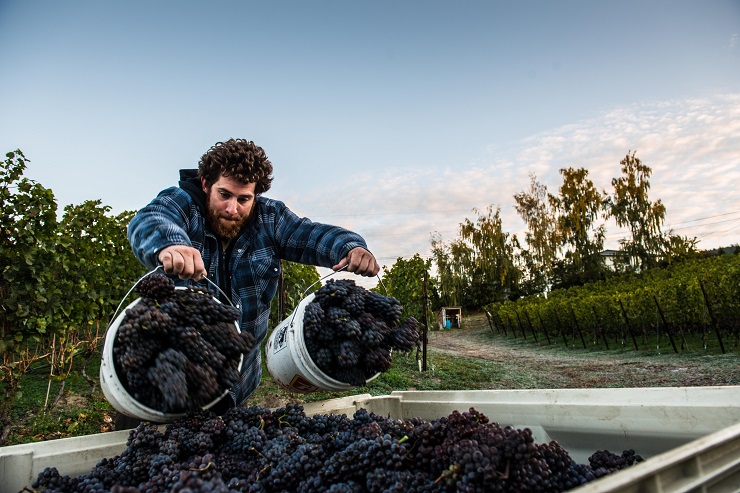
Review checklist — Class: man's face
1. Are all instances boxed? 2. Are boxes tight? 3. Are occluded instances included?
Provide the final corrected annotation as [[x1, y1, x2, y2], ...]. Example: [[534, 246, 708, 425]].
[[202, 175, 257, 241]]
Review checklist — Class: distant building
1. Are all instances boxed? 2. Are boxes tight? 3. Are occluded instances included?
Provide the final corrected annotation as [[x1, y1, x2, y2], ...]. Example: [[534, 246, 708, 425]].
[[600, 249, 621, 270], [600, 249, 637, 271], [437, 307, 462, 329]]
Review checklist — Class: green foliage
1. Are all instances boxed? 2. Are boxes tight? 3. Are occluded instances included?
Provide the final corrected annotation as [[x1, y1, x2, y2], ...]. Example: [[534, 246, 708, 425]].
[[549, 167, 609, 289], [514, 174, 558, 295], [1, 150, 60, 442], [433, 151, 711, 305], [432, 206, 521, 309], [486, 254, 740, 355], [460, 205, 521, 305], [610, 151, 667, 270], [48, 201, 145, 404], [56, 201, 144, 326], [1, 150, 59, 342], [0, 148, 144, 445], [376, 253, 435, 321], [660, 233, 700, 266], [268, 261, 320, 328], [430, 232, 463, 307]]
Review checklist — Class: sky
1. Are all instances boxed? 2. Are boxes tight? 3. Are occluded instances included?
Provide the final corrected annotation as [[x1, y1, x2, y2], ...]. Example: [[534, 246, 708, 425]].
[[1, 0, 739, 289]]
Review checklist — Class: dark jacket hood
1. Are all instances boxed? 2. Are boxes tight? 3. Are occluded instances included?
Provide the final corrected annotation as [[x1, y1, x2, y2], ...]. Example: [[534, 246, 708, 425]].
[[178, 169, 207, 212]]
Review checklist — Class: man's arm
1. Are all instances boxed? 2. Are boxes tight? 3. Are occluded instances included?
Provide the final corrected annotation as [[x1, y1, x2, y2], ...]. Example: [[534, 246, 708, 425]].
[[128, 187, 197, 271], [270, 199, 379, 276]]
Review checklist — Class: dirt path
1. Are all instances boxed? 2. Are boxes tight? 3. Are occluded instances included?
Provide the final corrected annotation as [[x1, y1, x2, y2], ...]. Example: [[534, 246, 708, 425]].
[[425, 313, 740, 389]]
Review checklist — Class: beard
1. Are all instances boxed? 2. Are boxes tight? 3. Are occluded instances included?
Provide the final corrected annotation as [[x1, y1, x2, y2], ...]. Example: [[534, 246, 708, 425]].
[[205, 191, 250, 241]]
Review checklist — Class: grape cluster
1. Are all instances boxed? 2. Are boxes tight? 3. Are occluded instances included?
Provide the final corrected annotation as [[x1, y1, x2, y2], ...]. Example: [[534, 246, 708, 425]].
[[112, 273, 256, 414], [302, 279, 420, 386], [588, 448, 644, 478], [31, 405, 643, 492], [136, 273, 176, 302]]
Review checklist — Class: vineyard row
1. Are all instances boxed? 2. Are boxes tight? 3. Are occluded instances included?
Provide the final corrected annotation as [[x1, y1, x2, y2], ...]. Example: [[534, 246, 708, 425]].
[[484, 254, 740, 354]]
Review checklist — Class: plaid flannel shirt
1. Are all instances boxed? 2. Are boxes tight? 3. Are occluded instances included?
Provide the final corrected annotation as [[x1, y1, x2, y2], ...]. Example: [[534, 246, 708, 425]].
[[127, 170, 368, 406]]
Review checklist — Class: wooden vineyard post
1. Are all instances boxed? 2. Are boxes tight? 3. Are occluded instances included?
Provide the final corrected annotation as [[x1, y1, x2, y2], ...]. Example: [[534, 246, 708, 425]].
[[591, 305, 609, 350], [421, 270, 429, 371], [570, 307, 587, 350], [515, 311, 528, 340], [536, 311, 552, 345], [522, 311, 539, 343], [618, 299, 640, 350], [699, 280, 726, 354], [653, 296, 678, 354], [553, 310, 568, 347], [527, 310, 549, 344], [519, 310, 538, 342], [278, 261, 287, 320], [524, 311, 538, 342], [504, 315, 515, 338], [484, 310, 499, 334]]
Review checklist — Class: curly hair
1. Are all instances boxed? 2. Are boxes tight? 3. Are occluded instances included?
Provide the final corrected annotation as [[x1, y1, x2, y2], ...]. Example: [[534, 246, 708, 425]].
[[198, 139, 274, 194]]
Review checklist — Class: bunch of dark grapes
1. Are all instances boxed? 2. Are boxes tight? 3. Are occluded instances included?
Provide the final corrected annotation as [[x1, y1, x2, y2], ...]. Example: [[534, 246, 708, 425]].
[[112, 272, 256, 414], [588, 448, 644, 478], [32, 405, 644, 492], [302, 279, 420, 386], [136, 272, 176, 301]]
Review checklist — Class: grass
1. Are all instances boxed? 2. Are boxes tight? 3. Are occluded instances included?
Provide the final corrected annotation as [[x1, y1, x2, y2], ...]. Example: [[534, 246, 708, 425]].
[[8, 355, 112, 445], [3, 339, 510, 446], [248, 348, 509, 404], [3, 313, 738, 446]]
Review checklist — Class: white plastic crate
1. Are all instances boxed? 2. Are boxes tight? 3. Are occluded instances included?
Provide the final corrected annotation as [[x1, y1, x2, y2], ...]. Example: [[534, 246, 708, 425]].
[[1, 386, 739, 493]]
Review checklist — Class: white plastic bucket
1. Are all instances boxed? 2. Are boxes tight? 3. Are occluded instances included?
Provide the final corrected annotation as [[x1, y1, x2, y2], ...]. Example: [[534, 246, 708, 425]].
[[100, 288, 240, 422], [266, 293, 380, 393]]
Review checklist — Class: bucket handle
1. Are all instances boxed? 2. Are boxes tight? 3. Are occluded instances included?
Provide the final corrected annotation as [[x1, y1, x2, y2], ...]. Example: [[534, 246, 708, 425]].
[[285, 266, 389, 326], [300, 266, 389, 300], [106, 265, 237, 331]]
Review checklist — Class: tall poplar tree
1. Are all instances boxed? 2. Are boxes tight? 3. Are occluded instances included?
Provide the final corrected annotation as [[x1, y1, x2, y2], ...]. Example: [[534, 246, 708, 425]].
[[550, 167, 609, 288], [459, 205, 521, 305], [514, 173, 558, 295], [610, 151, 666, 270]]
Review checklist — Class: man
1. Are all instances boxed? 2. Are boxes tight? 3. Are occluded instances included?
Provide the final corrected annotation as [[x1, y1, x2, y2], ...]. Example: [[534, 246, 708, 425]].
[[126, 138, 379, 418]]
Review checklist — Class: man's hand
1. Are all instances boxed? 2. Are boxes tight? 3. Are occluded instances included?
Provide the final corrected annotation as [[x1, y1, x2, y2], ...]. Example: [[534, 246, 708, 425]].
[[158, 245, 207, 280], [332, 247, 380, 277]]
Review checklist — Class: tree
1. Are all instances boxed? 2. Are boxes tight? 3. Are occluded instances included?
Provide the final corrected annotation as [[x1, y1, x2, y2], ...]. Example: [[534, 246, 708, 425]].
[[550, 167, 609, 289], [460, 205, 521, 306], [430, 232, 462, 308], [610, 151, 667, 270], [432, 206, 521, 309], [513, 173, 558, 295], [377, 254, 435, 321], [660, 233, 699, 266]]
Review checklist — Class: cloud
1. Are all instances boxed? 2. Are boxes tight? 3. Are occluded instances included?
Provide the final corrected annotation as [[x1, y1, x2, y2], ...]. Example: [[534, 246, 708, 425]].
[[296, 92, 740, 279]]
